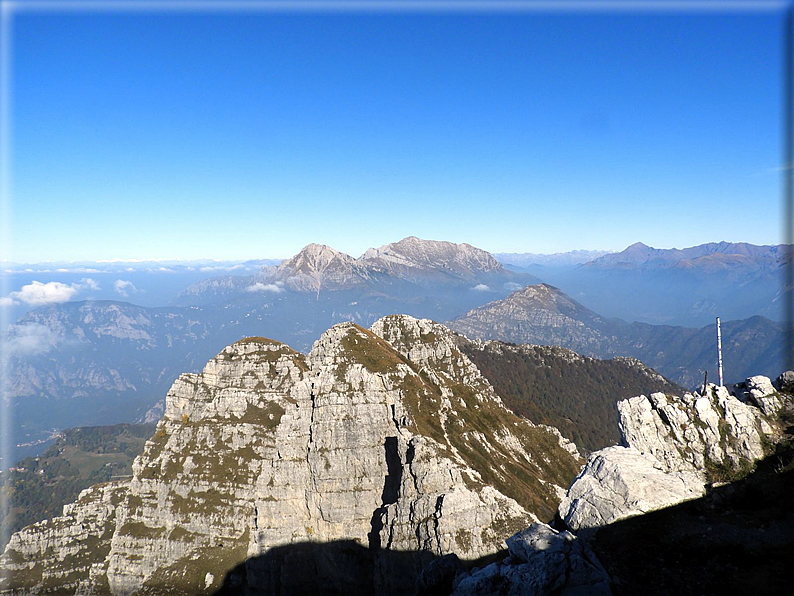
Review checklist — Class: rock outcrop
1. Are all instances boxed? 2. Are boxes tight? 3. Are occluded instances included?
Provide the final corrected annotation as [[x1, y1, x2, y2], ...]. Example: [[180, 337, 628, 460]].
[[734, 374, 786, 417], [559, 377, 792, 531], [445, 523, 610, 596], [1, 315, 581, 596]]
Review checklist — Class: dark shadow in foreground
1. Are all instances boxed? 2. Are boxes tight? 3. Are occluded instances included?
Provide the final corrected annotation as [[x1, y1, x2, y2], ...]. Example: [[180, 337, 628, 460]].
[[212, 437, 794, 596], [592, 437, 794, 596], [211, 539, 503, 596]]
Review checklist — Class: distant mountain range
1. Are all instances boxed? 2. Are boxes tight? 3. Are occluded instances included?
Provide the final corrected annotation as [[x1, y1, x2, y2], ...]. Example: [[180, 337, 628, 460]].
[[586, 241, 786, 269], [4, 238, 538, 455], [4, 237, 787, 460], [494, 249, 613, 268], [501, 241, 791, 327], [177, 237, 533, 304], [449, 283, 786, 388]]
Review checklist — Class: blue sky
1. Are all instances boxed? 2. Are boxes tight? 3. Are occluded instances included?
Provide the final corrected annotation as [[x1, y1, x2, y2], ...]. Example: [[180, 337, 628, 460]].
[[5, 2, 787, 261]]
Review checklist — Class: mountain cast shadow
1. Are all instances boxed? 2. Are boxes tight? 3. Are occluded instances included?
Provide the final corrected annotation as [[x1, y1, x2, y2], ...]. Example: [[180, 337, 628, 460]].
[[211, 538, 504, 596], [591, 441, 794, 596]]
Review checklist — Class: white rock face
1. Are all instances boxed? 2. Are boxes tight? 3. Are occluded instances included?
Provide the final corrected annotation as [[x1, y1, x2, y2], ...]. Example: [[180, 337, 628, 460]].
[[559, 379, 786, 531], [1, 315, 580, 596], [558, 446, 704, 530], [735, 375, 784, 417]]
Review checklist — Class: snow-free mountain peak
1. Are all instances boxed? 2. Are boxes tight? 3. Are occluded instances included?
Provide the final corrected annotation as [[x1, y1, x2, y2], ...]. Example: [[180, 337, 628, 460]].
[[361, 236, 504, 278], [177, 237, 534, 304], [272, 243, 370, 293], [277, 243, 356, 273]]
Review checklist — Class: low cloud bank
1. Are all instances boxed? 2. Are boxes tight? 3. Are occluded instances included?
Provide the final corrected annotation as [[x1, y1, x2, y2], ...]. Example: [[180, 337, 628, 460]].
[[3, 323, 62, 357], [246, 283, 284, 293]]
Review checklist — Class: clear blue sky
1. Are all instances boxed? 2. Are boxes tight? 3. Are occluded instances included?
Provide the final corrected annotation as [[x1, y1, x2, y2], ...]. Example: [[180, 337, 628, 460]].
[[6, 2, 787, 261]]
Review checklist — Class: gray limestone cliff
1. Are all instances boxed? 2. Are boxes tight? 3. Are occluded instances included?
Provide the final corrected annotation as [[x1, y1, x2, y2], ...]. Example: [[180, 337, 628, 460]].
[[558, 374, 792, 531], [1, 315, 581, 596]]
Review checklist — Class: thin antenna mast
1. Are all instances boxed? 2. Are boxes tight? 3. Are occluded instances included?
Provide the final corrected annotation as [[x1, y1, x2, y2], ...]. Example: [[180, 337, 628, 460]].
[[716, 317, 724, 387]]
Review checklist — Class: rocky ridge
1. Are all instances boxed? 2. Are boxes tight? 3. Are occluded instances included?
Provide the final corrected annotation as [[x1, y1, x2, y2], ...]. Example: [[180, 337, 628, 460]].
[[178, 237, 530, 303], [362, 237, 504, 281], [558, 373, 792, 531], [433, 372, 793, 596], [449, 283, 786, 387], [1, 315, 581, 596], [449, 284, 621, 357]]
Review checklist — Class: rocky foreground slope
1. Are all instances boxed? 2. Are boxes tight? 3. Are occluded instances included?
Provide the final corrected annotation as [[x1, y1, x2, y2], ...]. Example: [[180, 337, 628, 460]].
[[0, 315, 580, 596], [558, 373, 793, 531], [436, 373, 793, 596]]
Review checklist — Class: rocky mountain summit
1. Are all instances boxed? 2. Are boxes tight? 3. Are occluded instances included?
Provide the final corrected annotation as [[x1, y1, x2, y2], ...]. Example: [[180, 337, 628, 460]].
[[362, 237, 504, 281], [450, 283, 616, 356], [450, 283, 785, 387], [270, 243, 374, 294], [177, 237, 534, 305], [0, 315, 581, 595]]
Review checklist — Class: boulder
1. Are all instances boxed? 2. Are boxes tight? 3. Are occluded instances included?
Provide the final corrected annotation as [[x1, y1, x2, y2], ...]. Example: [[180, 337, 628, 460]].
[[735, 375, 783, 417], [450, 523, 611, 596]]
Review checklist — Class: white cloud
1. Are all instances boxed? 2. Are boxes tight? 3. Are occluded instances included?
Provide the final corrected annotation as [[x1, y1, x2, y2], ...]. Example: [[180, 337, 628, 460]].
[[54, 268, 101, 274], [472, 284, 491, 291], [200, 264, 246, 272], [504, 282, 523, 292], [75, 278, 100, 291], [3, 323, 62, 357], [1, 278, 100, 306], [114, 279, 138, 297], [246, 283, 284, 293], [10, 281, 79, 305]]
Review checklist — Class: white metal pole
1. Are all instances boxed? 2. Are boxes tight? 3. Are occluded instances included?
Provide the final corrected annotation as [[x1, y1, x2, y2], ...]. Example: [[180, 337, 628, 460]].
[[716, 317, 724, 387]]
